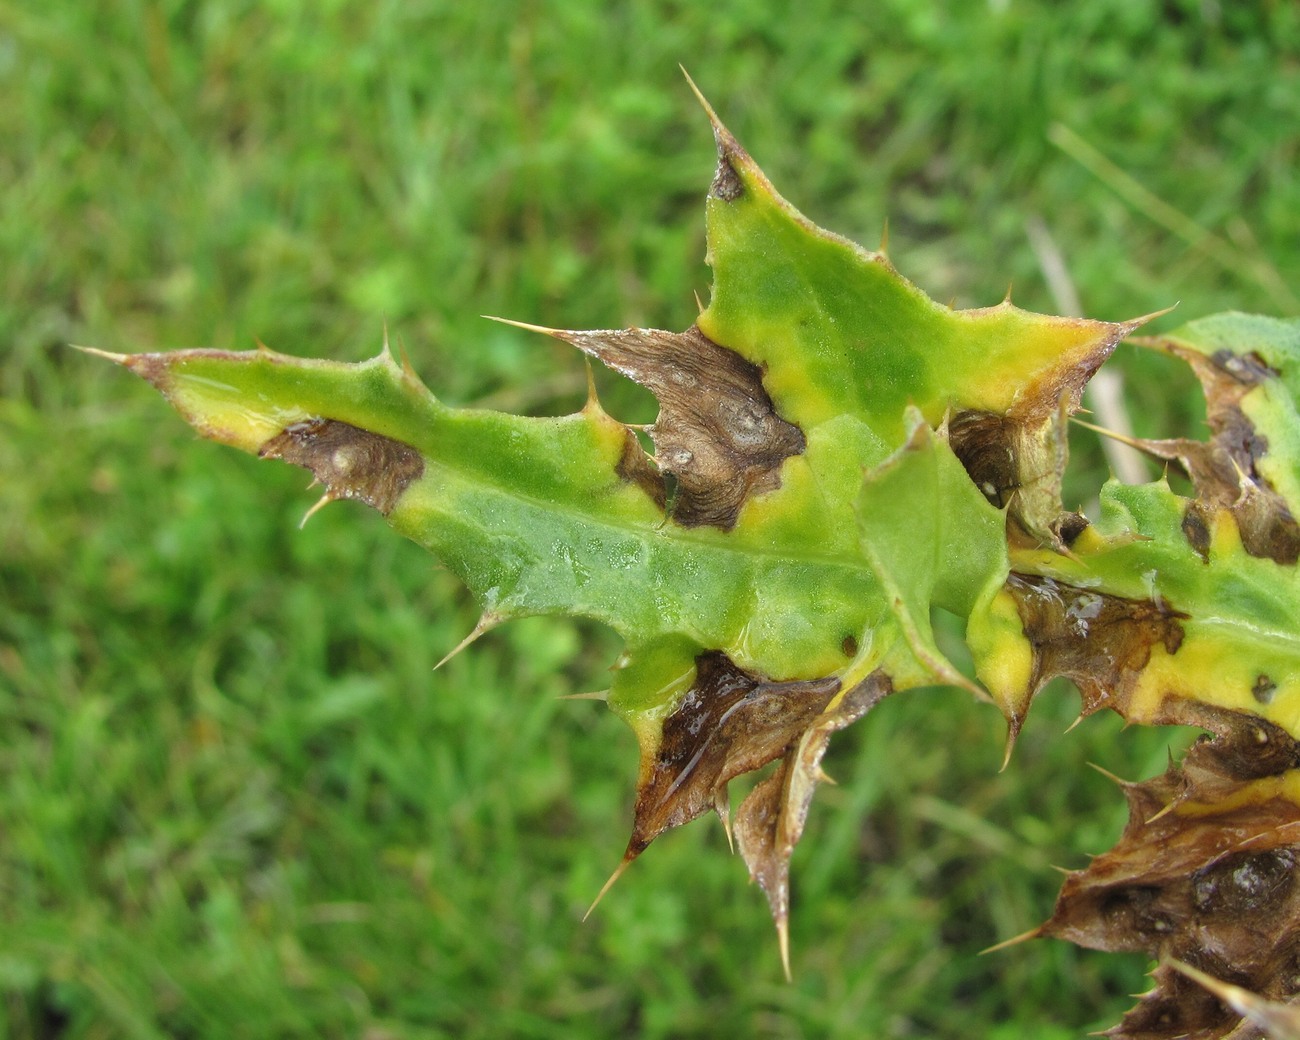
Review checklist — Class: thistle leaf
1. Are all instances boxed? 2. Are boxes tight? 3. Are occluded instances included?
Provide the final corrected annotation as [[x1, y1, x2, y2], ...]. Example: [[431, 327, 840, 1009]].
[[89, 90, 1300, 1033], [85, 105, 1154, 932], [981, 316, 1300, 741]]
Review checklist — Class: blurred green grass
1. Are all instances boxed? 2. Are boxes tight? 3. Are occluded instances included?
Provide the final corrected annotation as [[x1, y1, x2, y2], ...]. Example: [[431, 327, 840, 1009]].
[[3, 1, 1298, 1037]]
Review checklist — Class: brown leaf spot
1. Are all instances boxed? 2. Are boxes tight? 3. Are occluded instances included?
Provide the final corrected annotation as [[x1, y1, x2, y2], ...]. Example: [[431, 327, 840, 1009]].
[[1173, 713, 1300, 786], [700, 108, 747, 202], [548, 326, 806, 529], [1254, 675, 1279, 706], [1182, 502, 1213, 562], [946, 308, 1142, 550], [1003, 573, 1186, 724], [616, 430, 667, 511], [627, 652, 842, 857], [948, 411, 1021, 511], [1134, 342, 1300, 564], [949, 410, 1087, 549], [1142, 430, 1300, 565], [1211, 348, 1279, 386], [710, 151, 743, 201], [734, 672, 893, 938], [1111, 961, 1248, 1040], [1192, 847, 1296, 918], [260, 418, 423, 515], [1037, 732, 1300, 1039]]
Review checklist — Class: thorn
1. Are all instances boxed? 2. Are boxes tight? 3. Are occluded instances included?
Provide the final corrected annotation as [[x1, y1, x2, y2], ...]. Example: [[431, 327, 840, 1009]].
[[1227, 453, 1255, 492], [692, 289, 705, 315], [299, 492, 336, 529], [1086, 762, 1130, 787], [380, 321, 393, 361], [69, 344, 131, 364], [679, 65, 725, 135], [1163, 958, 1295, 1031], [483, 314, 565, 339], [1124, 304, 1178, 331], [1000, 721, 1020, 773], [814, 766, 837, 786], [434, 613, 500, 671], [878, 217, 890, 255], [584, 854, 633, 921], [712, 789, 733, 853], [936, 405, 953, 438], [1165, 957, 1203, 981], [255, 338, 273, 354], [396, 334, 422, 384], [1064, 712, 1086, 734], [557, 689, 609, 702], [1003, 282, 1014, 305], [1070, 417, 1158, 455], [1048, 864, 1073, 877], [980, 927, 1041, 955], [1145, 801, 1177, 825], [581, 358, 600, 412], [719, 812, 734, 854], [777, 915, 792, 982]]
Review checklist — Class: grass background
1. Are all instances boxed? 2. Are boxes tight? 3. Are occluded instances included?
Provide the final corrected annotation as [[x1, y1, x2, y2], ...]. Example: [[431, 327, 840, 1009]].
[[3, 1, 1299, 1037]]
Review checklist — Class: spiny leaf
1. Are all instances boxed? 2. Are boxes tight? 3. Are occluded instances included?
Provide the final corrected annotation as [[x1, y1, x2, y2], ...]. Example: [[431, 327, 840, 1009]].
[[1168, 960, 1300, 1040], [979, 317, 1300, 742], [693, 102, 1143, 547], [83, 95, 1156, 953], [856, 407, 1008, 696], [88, 85, 1300, 1034], [732, 668, 892, 976], [1130, 313, 1300, 565], [1036, 728, 1300, 1039], [492, 321, 805, 530]]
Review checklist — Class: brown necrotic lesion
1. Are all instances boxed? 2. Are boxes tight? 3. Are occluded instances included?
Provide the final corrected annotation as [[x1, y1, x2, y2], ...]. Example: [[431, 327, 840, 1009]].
[[549, 325, 807, 529], [628, 651, 841, 855], [260, 418, 424, 516], [1037, 723, 1300, 1040], [1129, 343, 1300, 565]]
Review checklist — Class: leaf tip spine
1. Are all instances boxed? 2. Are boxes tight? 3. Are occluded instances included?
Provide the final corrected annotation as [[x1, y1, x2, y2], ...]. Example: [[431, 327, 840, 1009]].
[[979, 926, 1042, 956], [483, 314, 566, 341], [70, 344, 131, 365], [580, 357, 602, 415], [679, 65, 724, 137], [1086, 762, 1131, 788], [583, 853, 634, 921], [999, 721, 1022, 772]]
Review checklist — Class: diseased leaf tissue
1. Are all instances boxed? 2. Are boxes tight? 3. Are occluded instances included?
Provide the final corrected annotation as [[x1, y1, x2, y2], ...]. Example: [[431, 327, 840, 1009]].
[[90, 84, 1300, 1038]]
